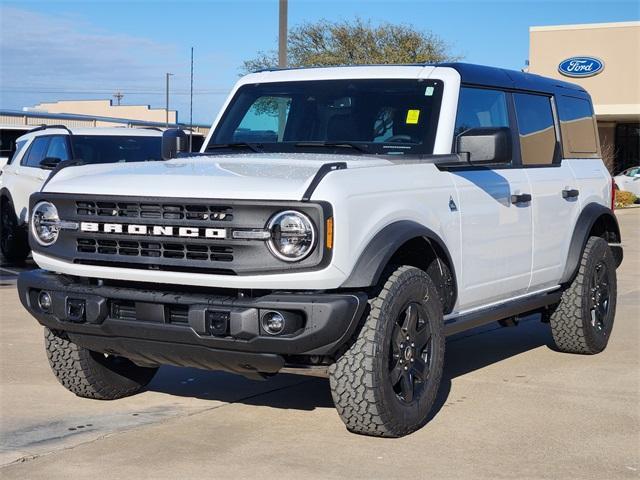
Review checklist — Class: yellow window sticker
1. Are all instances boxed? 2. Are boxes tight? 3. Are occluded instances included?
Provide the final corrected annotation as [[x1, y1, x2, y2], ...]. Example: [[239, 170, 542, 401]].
[[406, 109, 420, 124]]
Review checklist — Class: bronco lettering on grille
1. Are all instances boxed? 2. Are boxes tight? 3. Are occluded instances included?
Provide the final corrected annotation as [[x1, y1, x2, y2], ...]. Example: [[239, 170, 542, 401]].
[[80, 222, 227, 239]]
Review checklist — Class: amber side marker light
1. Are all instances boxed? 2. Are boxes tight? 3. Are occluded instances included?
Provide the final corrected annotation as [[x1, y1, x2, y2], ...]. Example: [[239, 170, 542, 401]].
[[326, 217, 334, 249]]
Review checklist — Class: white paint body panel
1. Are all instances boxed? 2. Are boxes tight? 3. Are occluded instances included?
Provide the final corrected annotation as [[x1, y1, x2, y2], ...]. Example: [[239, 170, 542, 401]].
[[449, 168, 532, 309]]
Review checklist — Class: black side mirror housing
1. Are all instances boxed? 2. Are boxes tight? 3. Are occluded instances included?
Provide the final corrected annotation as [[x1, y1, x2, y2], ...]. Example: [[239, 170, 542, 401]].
[[162, 128, 189, 160], [456, 127, 512, 164], [40, 157, 62, 170]]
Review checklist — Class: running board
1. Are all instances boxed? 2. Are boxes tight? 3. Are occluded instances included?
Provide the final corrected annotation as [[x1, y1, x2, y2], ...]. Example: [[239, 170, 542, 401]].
[[444, 290, 563, 336]]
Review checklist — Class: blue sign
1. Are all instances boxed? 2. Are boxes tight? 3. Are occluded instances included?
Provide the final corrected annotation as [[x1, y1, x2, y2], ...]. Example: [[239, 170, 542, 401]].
[[558, 57, 604, 78]]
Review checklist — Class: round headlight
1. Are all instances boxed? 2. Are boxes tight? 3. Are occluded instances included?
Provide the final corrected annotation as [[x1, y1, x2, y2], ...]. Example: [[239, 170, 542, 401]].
[[31, 201, 60, 246], [267, 210, 316, 262]]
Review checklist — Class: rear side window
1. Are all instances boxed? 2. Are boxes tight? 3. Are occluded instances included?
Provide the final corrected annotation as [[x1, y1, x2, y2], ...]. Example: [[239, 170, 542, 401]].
[[556, 95, 599, 157], [454, 87, 509, 136], [22, 136, 51, 168], [513, 93, 557, 166]]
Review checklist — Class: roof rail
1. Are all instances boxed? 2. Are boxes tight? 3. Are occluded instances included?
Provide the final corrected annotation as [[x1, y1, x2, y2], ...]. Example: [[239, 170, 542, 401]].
[[28, 124, 74, 135]]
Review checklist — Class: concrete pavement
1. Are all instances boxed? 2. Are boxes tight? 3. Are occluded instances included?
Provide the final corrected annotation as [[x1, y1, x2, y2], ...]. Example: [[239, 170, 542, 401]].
[[1, 209, 638, 479]]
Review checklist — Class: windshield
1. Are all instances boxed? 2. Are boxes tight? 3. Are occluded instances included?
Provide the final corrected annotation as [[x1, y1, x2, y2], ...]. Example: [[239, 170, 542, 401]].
[[71, 135, 162, 164], [208, 79, 443, 156]]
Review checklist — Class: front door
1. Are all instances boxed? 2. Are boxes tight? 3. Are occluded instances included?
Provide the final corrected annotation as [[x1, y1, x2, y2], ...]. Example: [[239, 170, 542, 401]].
[[450, 87, 533, 311]]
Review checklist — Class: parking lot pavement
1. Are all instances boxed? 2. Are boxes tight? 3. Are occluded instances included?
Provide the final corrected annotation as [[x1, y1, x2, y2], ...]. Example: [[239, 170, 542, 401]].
[[0, 209, 638, 480]]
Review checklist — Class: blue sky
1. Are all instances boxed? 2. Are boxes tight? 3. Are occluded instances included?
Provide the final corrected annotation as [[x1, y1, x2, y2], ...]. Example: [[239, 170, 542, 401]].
[[1, 0, 638, 124]]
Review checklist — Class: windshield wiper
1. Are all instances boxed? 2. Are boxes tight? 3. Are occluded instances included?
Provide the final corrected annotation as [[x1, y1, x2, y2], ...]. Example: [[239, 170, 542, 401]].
[[205, 142, 262, 153], [294, 141, 369, 153]]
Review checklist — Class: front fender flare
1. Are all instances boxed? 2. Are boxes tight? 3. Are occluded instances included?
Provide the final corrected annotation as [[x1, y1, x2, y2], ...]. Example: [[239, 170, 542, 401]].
[[340, 220, 457, 292]]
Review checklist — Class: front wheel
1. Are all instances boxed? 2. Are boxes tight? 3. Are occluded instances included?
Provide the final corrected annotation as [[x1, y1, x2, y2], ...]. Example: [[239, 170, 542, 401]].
[[0, 200, 29, 264], [45, 328, 158, 400], [329, 265, 445, 437]]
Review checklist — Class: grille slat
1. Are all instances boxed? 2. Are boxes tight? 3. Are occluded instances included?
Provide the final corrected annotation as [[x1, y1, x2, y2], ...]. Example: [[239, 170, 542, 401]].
[[76, 201, 233, 222], [77, 237, 234, 264]]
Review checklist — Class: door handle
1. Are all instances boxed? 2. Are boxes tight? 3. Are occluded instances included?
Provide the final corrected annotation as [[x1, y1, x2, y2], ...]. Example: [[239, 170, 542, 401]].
[[562, 188, 580, 199], [511, 193, 532, 205]]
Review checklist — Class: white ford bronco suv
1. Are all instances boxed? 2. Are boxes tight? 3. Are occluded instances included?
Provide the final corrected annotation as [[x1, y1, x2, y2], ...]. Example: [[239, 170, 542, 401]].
[[18, 63, 623, 437]]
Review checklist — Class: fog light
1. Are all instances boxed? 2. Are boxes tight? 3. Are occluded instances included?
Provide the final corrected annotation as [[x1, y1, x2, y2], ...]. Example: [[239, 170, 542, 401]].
[[38, 291, 52, 312], [261, 311, 285, 335]]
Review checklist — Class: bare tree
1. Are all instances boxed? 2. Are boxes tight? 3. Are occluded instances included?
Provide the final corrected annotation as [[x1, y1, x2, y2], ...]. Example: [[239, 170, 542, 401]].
[[242, 18, 459, 73]]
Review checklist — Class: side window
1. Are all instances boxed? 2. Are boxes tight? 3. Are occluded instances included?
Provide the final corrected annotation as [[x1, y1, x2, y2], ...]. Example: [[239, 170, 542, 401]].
[[556, 95, 599, 157], [7, 140, 27, 165], [22, 137, 51, 168], [46, 136, 71, 161], [513, 93, 557, 166], [454, 87, 509, 136]]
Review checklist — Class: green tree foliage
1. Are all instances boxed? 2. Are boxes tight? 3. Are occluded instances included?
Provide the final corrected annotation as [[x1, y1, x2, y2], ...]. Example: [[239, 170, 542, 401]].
[[242, 18, 458, 73]]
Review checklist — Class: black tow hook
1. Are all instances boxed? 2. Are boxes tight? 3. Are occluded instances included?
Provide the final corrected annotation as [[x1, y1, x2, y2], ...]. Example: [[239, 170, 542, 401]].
[[66, 298, 86, 323]]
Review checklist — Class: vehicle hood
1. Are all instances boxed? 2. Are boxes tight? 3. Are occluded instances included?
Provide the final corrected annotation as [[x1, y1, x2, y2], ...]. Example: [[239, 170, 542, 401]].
[[41, 153, 397, 200]]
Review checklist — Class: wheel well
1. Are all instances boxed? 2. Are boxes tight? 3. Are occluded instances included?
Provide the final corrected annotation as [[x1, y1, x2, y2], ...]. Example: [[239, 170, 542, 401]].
[[386, 237, 457, 314], [588, 213, 620, 243]]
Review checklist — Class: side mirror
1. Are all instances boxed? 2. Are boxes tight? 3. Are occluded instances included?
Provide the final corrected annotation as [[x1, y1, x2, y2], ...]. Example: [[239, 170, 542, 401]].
[[40, 157, 62, 170], [456, 127, 512, 164], [162, 129, 189, 160]]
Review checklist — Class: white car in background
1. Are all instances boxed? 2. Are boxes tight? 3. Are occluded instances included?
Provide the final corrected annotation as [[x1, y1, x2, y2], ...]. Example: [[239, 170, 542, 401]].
[[613, 166, 640, 196], [0, 125, 34, 169], [0, 126, 164, 263]]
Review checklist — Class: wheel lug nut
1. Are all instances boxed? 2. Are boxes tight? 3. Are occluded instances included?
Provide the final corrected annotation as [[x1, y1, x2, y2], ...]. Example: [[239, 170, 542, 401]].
[[410, 358, 414, 362], [411, 343, 415, 348], [406, 336, 410, 340], [404, 366, 408, 370]]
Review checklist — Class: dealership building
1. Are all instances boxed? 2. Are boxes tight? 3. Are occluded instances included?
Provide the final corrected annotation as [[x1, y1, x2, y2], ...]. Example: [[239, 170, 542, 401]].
[[528, 21, 639, 174]]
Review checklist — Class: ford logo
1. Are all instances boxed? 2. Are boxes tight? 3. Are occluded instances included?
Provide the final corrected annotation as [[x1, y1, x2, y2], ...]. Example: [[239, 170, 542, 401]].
[[558, 57, 604, 78]]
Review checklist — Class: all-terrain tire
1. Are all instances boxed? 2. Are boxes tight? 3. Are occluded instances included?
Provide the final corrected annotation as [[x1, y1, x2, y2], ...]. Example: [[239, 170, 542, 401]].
[[0, 199, 29, 264], [549, 236, 617, 354], [329, 265, 445, 437], [45, 328, 158, 399]]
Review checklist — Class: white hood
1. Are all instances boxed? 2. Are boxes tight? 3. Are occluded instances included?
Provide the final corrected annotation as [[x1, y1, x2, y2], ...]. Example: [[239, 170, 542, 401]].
[[42, 153, 394, 201]]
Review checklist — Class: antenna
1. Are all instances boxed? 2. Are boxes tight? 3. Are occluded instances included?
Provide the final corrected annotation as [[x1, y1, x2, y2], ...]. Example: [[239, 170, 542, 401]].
[[189, 47, 194, 152], [113, 91, 124, 105]]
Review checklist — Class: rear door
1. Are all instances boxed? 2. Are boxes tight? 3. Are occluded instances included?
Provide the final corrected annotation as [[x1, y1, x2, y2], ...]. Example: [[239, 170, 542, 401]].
[[450, 87, 533, 310], [513, 93, 581, 291]]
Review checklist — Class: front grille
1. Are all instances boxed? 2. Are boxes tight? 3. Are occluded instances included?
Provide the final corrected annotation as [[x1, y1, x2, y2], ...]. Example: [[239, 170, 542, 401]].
[[77, 238, 233, 262], [31, 193, 328, 275], [76, 201, 233, 222]]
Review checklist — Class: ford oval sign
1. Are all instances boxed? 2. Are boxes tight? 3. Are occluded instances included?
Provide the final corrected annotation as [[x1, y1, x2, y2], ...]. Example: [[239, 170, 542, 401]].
[[558, 57, 604, 78]]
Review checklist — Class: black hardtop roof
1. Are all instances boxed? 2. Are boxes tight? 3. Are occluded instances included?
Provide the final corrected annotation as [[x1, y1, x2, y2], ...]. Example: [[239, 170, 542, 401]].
[[441, 62, 588, 96], [255, 61, 589, 98]]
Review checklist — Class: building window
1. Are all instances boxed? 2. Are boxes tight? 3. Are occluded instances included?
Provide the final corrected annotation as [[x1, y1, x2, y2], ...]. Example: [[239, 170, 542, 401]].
[[615, 123, 640, 174], [513, 93, 557, 166], [556, 95, 599, 157]]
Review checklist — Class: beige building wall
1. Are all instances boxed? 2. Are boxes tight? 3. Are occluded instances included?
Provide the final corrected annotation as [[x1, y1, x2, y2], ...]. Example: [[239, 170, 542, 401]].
[[30, 99, 177, 124], [529, 21, 640, 121], [529, 22, 640, 173]]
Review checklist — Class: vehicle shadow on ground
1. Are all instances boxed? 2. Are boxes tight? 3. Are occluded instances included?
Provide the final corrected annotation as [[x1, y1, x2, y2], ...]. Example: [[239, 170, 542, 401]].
[[147, 315, 554, 417]]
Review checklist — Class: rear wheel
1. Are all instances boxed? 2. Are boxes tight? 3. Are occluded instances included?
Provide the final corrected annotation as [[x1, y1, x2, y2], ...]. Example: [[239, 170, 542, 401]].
[[549, 237, 617, 354], [45, 328, 158, 400], [0, 199, 29, 264], [329, 265, 445, 437]]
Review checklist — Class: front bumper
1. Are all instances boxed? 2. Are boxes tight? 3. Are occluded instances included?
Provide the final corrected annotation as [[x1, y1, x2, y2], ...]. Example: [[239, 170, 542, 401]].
[[18, 270, 367, 377]]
